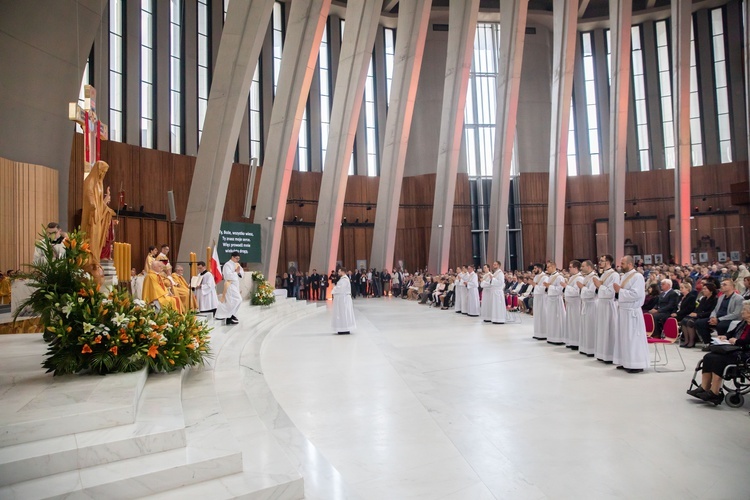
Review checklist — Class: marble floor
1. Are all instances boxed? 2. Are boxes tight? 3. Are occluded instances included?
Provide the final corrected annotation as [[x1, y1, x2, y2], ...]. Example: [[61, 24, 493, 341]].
[[262, 297, 750, 500]]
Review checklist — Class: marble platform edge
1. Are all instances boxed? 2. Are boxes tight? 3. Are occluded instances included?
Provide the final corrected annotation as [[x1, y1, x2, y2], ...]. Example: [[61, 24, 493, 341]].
[[141, 472, 305, 500], [0, 446, 244, 500], [0, 370, 188, 486]]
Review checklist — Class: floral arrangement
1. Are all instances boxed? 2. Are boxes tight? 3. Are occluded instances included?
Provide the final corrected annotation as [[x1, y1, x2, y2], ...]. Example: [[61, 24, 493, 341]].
[[251, 272, 266, 283], [251, 279, 276, 306], [15, 228, 211, 376]]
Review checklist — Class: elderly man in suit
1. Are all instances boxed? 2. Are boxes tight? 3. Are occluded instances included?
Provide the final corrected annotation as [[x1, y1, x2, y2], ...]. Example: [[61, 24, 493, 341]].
[[648, 278, 681, 338]]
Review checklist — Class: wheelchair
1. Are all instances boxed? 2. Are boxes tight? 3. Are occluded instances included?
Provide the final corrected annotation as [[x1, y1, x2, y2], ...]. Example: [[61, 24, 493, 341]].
[[687, 353, 750, 408]]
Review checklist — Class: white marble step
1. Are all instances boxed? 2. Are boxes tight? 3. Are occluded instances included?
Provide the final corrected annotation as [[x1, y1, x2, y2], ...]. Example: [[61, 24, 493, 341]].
[[0, 365, 148, 448], [142, 470, 304, 500], [0, 370, 186, 486], [0, 446, 243, 500]]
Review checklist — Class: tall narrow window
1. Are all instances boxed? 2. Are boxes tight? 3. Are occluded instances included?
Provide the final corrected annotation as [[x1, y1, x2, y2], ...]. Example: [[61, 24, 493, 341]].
[[249, 63, 262, 161], [197, 0, 209, 142], [690, 22, 704, 166], [109, 0, 124, 142], [319, 23, 331, 167], [141, 0, 155, 148], [384, 28, 395, 106], [605, 29, 611, 85], [76, 60, 90, 134], [272, 2, 284, 96], [364, 57, 379, 176], [655, 20, 674, 169], [711, 8, 732, 162], [581, 32, 601, 175], [631, 25, 650, 170], [567, 101, 578, 176], [223, 0, 229, 20], [297, 107, 310, 171], [170, 0, 183, 153]]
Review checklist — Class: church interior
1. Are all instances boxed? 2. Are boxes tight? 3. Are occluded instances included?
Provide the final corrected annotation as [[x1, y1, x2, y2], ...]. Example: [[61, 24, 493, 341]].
[[1, 0, 750, 498]]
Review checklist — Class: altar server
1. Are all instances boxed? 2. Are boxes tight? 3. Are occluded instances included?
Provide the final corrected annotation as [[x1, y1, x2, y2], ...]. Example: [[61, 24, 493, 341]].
[[490, 261, 507, 324], [613, 256, 649, 373], [532, 264, 548, 340], [332, 268, 356, 334], [564, 260, 584, 350], [480, 265, 493, 322], [455, 267, 465, 314], [594, 254, 620, 363], [216, 252, 243, 325], [464, 266, 480, 317], [578, 260, 598, 356], [194, 261, 219, 317], [544, 261, 567, 345]]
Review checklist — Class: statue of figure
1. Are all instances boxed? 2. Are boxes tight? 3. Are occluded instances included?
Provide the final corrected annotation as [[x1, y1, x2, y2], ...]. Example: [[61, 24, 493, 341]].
[[81, 161, 116, 265]]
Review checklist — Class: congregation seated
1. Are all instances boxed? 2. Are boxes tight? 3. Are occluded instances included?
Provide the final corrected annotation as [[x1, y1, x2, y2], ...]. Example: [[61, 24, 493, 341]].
[[419, 276, 437, 304], [672, 282, 698, 323], [648, 279, 681, 338], [440, 278, 455, 309], [687, 302, 750, 405], [642, 284, 660, 312], [681, 282, 718, 348], [694, 279, 744, 346], [407, 275, 424, 300]]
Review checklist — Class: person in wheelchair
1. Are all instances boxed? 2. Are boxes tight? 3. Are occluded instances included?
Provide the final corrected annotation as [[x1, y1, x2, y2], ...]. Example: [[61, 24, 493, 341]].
[[687, 302, 750, 405]]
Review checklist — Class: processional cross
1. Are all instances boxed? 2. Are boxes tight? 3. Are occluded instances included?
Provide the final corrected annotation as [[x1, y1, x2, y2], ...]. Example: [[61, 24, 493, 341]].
[[68, 85, 108, 173]]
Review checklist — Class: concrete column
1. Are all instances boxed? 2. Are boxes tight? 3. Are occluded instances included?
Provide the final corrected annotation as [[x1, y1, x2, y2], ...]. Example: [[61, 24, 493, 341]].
[[369, 0, 433, 272], [374, 27, 388, 163], [251, 0, 331, 276], [156, 0, 171, 151], [607, 0, 632, 262], [672, 0, 691, 265], [177, 0, 274, 263], [260, 17, 274, 148], [746, 0, 750, 174], [427, 0, 480, 274], [545, 0, 577, 265], [307, 0, 381, 273], [485, 0, 528, 264]]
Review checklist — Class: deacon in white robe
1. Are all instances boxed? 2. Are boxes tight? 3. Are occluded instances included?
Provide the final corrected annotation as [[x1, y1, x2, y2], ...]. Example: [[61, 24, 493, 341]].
[[532, 264, 548, 340], [216, 252, 243, 325], [563, 261, 584, 350], [194, 261, 219, 315], [490, 261, 507, 324], [578, 261, 598, 356], [332, 269, 356, 334], [544, 262, 567, 345], [613, 256, 650, 372], [455, 268, 465, 314], [480, 266, 493, 322], [131, 273, 144, 300], [464, 267, 480, 317], [594, 256, 620, 363]]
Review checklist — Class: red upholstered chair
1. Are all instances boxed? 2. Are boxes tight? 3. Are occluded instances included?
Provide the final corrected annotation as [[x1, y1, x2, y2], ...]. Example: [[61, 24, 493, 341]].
[[643, 313, 655, 337], [648, 317, 685, 372]]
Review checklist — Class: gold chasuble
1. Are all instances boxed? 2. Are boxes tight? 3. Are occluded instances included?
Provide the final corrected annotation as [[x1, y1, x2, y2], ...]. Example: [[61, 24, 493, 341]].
[[142, 270, 180, 311], [170, 274, 195, 313]]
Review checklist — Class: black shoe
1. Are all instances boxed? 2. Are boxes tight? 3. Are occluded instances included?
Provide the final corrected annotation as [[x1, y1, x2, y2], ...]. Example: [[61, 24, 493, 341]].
[[699, 390, 723, 405], [570, 346, 579, 351], [616, 365, 625, 370], [701, 346, 711, 352], [624, 368, 643, 374], [687, 387, 707, 398], [547, 341, 565, 346], [337, 331, 350, 335]]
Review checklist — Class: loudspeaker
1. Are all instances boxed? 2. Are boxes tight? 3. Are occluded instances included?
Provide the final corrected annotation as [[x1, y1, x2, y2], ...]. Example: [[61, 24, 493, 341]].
[[167, 191, 177, 222]]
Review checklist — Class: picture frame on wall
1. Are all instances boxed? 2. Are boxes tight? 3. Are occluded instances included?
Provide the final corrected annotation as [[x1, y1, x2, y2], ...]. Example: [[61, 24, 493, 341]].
[[643, 255, 652, 265], [691, 253, 697, 264], [356, 260, 367, 271], [718, 252, 727, 263], [731, 251, 741, 261], [699, 252, 709, 263], [654, 254, 663, 265], [634, 255, 642, 264]]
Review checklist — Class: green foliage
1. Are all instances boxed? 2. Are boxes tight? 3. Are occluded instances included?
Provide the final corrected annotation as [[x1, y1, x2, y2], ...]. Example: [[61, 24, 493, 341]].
[[17, 227, 211, 376], [251, 280, 276, 306]]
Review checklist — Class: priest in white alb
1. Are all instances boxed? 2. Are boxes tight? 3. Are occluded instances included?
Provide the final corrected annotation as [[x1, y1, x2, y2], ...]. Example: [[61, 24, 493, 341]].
[[613, 255, 650, 373], [332, 268, 356, 334], [578, 260, 598, 356], [489, 261, 506, 324], [194, 261, 219, 317], [544, 261, 566, 344], [455, 267, 465, 314], [480, 265, 493, 322], [532, 263, 548, 340], [594, 254, 620, 363], [463, 265, 480, 317], [563, 260, 584, 350], [216, 252, 243, 325]]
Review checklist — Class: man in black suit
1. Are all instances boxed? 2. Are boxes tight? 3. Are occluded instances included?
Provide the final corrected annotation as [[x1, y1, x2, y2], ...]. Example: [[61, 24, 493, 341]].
[[310, 269, 320, 301], [648, 279, 681, 338]]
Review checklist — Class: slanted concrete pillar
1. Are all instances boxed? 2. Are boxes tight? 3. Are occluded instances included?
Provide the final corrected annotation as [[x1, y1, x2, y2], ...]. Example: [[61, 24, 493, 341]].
[[607, 0, 632, 262], [308, 0, 381, 273], [545, 0, 578, 265], [745, 0, 750, 190], [369, 0, 433, 272], [177, 0, 275, 263], [427, 0, 480, 274], [672, 0, 691, 265], [251, 0, 332, 276], [486, 0, 528, 264]]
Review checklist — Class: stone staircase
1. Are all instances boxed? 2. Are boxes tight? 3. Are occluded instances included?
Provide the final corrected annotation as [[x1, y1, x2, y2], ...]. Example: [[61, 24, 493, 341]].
[[0, 298, 325, 499]]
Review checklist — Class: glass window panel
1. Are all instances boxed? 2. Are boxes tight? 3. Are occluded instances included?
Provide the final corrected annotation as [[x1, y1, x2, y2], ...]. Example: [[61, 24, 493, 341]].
[[591, 154, 600, 175], [583, 56, 594, 76], [639, 149, 650, 170], [661, 97, 673, 122], [692, 144, 703, 166], [712, 35, 725, 62], [198, 2, 208, 33], [657, 45, 669, 68], [171, 93, 181, 121], [631, 53, 643, 76], [712, 8, 724, 35], [141, 11, 153, 47], [714, 65, 727, 88], [198, 35, 208, 66], [720, 140, 732, 162], [141, 50, 153, 83], [663, 126, 674, 148], [659, 72, 671, 96], [586, 105, 597, 127], [110, 36, 122, 71], [635, 100, 647, 121], [637, 124, 649, 148], [589, 129, 600, 154], [171, 58, 181, 89], [690, 117, 702, 142], [111, 0, 122, 32], [716, 89, 729, 114], [718, 113, 731, 138], [110, 74, 122, 110], [585, 81, 596, 100]]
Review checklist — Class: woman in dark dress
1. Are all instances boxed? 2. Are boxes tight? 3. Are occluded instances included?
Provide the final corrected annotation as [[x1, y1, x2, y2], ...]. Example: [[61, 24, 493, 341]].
[[680, 282, 718, 348], [687, 303, 750, 405], [673, 282, 698, 323], [642, 284, 660, 312]]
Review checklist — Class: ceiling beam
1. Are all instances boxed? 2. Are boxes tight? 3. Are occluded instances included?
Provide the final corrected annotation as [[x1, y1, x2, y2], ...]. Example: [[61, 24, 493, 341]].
[[383, 0, 399, 13], [578, 0, 590, 18]]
